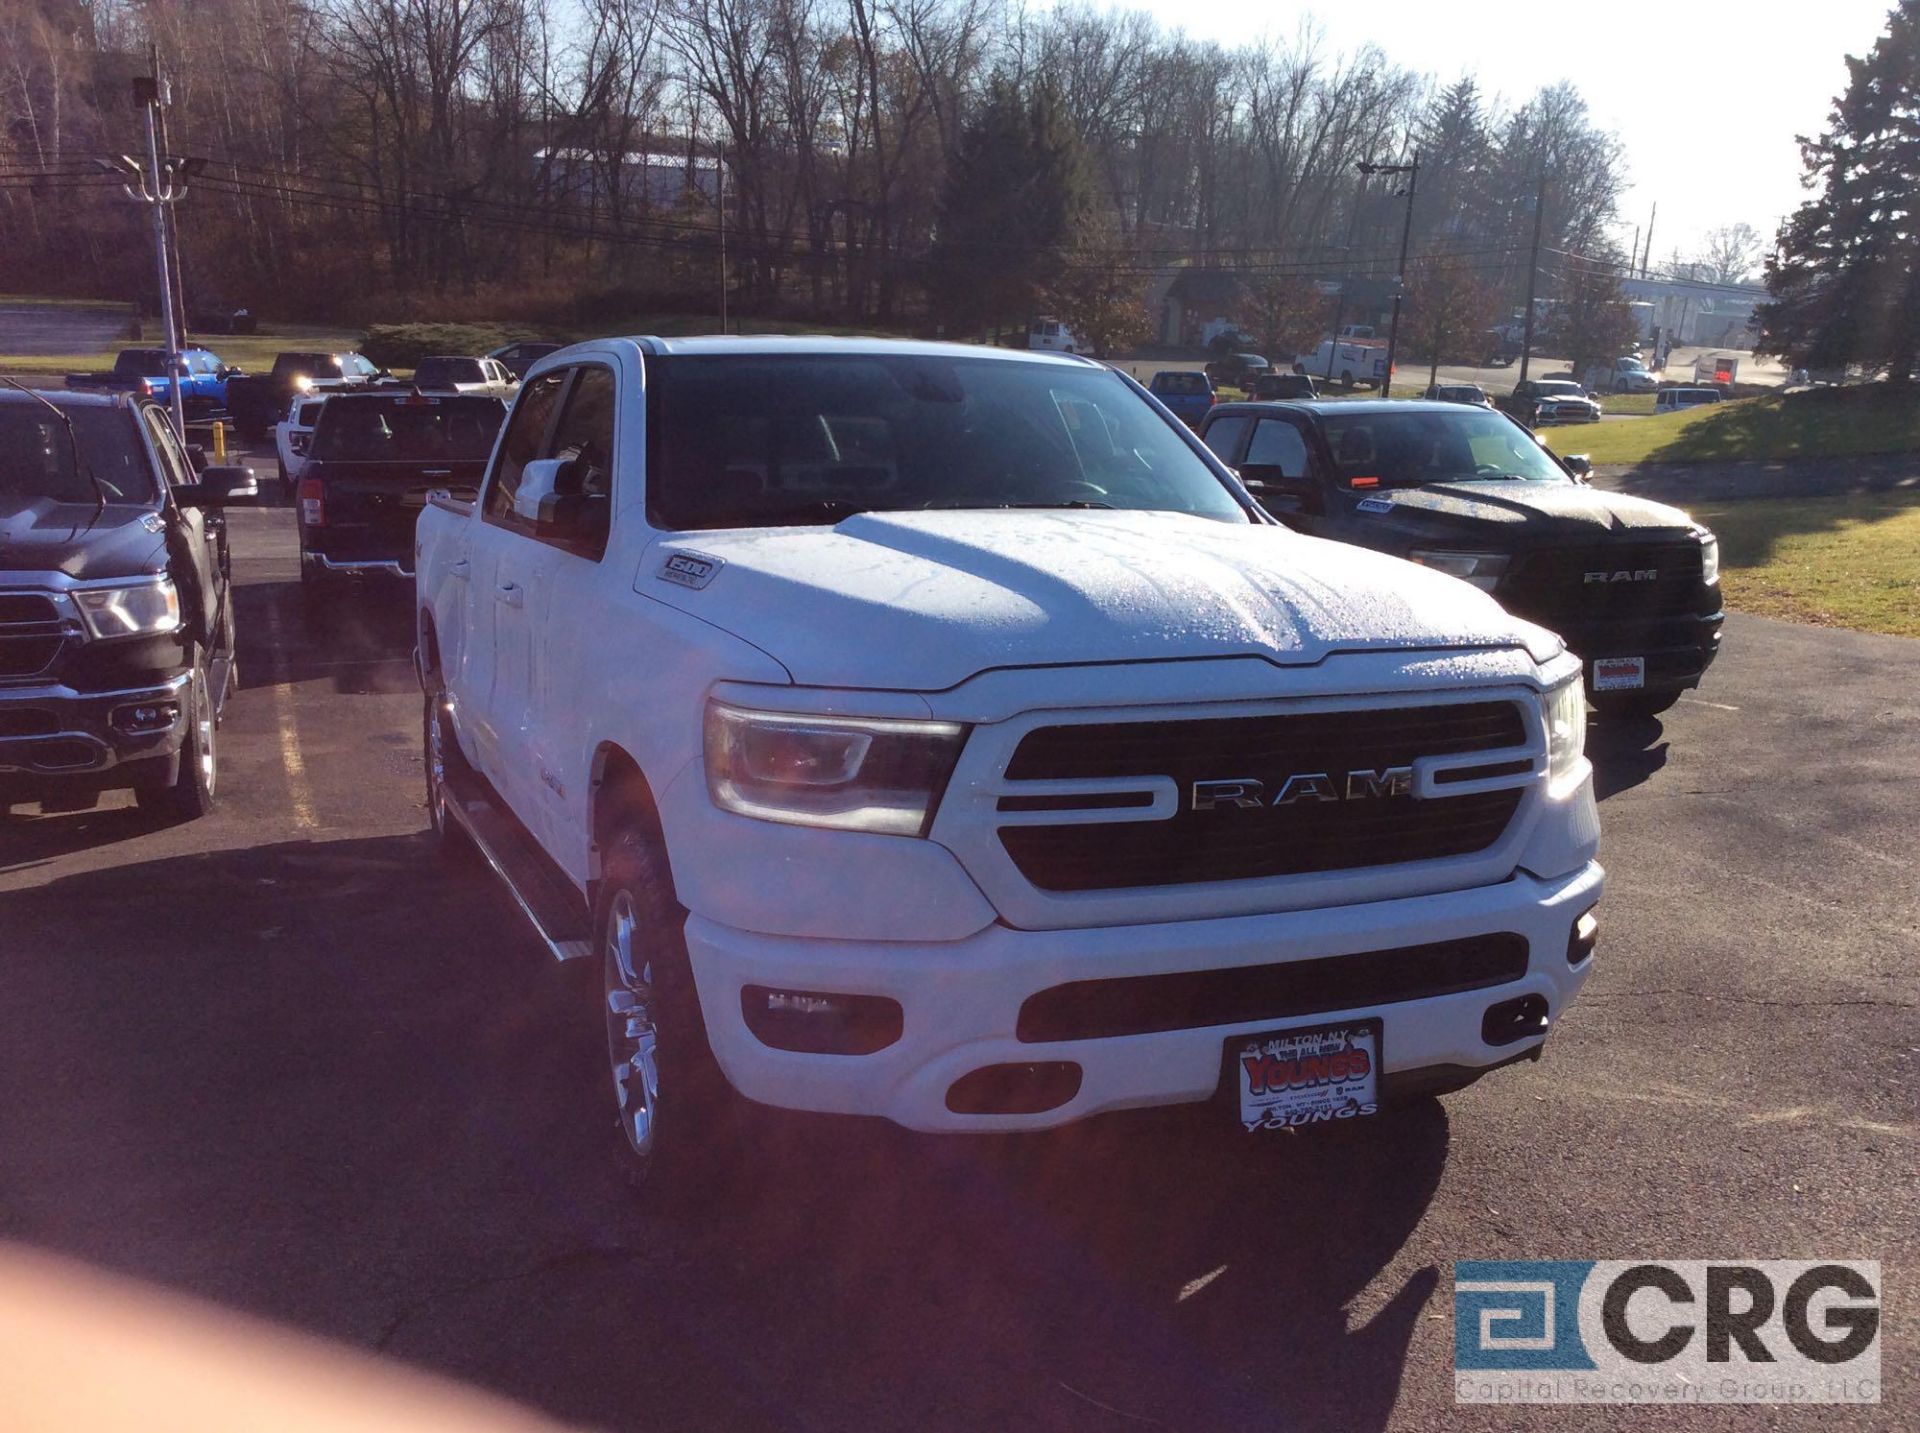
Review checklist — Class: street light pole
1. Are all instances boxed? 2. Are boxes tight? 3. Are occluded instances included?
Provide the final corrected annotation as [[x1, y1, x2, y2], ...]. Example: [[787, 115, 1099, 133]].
[[1358, 155, 1418, 398], [1518, 170, 1548, 388], [138, 80, 187, 437]]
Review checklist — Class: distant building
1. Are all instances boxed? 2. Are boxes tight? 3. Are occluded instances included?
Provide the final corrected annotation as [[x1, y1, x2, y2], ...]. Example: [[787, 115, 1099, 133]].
[[1621, 275, 1764, 349], [531, 147, 724, 209]]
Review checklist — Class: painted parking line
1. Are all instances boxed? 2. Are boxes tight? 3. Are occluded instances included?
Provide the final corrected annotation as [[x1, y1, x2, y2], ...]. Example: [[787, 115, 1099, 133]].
[[1680, 697, 1741, 711], [259, 592, 318, 831]]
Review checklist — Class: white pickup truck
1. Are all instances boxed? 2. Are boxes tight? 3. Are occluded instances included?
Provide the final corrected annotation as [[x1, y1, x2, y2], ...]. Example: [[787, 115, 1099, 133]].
[[414, 337, 1602, 1190]]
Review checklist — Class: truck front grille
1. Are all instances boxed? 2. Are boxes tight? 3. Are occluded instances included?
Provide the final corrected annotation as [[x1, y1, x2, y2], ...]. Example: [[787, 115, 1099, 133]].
[[1498, 541, 1705, 630], [997, 702, 1528, 892], [0, 592, 65, 680]]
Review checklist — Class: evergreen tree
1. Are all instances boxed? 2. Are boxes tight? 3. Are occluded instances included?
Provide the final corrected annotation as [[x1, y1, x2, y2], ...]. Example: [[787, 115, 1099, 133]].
[[1759, 0, 1920, 381], [930, 79, 1093, 337]]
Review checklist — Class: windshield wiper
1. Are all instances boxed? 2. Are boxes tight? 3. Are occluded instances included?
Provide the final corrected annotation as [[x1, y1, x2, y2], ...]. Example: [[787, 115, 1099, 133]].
[[2, 378, 110, 515], [926, 499, 1117, 511]]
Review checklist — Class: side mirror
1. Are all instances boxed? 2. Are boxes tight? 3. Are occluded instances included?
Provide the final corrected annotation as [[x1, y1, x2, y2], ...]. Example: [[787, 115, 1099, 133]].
[[175, 465, 260, 507], [1237, 463, 1320, 514], [1563, 454, 1593, 482]]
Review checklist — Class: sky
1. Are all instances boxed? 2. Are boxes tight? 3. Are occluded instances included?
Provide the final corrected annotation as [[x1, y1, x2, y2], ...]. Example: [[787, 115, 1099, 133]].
[[1117, 0, 1897, 263]]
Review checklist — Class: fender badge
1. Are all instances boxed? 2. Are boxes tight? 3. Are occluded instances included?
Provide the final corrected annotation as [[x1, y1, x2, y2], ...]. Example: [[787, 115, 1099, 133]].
[[658, 551, 722, 590], [1356, 497, 1394, 513]]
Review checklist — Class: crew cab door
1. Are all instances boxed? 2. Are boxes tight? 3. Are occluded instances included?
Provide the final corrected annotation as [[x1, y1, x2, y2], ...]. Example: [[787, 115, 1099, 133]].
[[140, 405, 225, 644], [461, 370, 569, 814]]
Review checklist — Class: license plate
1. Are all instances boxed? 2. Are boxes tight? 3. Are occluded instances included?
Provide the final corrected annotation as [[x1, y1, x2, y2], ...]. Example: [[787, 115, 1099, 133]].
[[1593, 656, 1645, 691], [1230, 1019, 1381, 1132]]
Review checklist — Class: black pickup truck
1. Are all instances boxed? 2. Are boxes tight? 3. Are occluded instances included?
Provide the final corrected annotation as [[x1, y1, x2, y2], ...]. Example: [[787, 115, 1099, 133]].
[[1198, 398, 1723, 717], [0, 388, 257, 818], [226, 350, 390, 439], [296, 391, 505, 608]]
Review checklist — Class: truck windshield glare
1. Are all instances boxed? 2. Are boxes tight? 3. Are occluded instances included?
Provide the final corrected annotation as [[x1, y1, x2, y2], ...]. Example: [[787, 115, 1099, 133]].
[[647, 354, 1251, 529], [0, 405, 157, 504], [1320, 409, 1570, 488], [312, 398, 502, 462]]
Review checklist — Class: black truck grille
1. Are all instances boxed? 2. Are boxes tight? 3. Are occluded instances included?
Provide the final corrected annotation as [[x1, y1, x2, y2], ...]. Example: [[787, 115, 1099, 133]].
[[998, 702, 1528, 892], [1499, 541, 1705, 629], [1016, 933, 1531, 1042], [0, 593, 64, 680]]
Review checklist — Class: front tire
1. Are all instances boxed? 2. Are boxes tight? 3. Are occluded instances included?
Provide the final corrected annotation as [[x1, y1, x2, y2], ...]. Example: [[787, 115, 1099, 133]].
[[595, 815, 737, 1196], [137, 659, 216, 822], [422, 688, 475, 861]]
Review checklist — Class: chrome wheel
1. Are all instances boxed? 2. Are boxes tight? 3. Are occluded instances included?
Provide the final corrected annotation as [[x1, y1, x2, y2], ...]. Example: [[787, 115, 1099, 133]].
[[426, 696, 448, 831], [604, 890, 660, 1164], [194, 669, 217, 799]]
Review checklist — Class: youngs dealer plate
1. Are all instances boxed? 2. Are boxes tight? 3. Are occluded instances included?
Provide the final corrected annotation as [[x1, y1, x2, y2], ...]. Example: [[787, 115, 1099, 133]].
[[1231, 1018, 1381, 1131]]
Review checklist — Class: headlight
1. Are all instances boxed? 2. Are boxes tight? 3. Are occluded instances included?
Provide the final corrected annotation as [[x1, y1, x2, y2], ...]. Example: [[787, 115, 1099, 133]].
[[704, 701, 968, 837], [1407, 549, 1510, 592], [74, 576, 181, 640], [293, 374, 315, 392], [1699, 531, 1720, 584], [1541, 677, 1588, 797]]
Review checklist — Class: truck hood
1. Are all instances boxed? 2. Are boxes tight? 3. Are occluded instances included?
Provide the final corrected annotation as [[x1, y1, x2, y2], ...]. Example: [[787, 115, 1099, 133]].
[[645, 509, 1540, 690], [0, 497, 167, 579], [1334, 481, 1700, 545]]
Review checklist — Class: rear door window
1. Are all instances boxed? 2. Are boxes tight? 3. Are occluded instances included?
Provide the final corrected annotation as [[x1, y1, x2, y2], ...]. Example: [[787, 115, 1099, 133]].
[[1245, 418, 1312, 477]]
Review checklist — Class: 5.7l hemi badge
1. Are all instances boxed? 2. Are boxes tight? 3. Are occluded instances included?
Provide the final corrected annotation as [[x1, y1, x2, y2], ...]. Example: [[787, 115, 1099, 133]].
[[658, 551, 723, 590]]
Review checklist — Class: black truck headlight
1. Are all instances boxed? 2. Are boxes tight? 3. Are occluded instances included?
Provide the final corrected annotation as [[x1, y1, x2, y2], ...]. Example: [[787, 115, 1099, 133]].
[[704, 701, 968, 837], [1699, 531, 1720, 584], [74, 576, 181, 640], [1407, 549, 1510, 593]]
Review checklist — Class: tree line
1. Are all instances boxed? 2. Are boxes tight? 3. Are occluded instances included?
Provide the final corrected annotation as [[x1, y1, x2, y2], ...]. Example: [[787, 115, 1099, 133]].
[[3, 0, 1634, 344]]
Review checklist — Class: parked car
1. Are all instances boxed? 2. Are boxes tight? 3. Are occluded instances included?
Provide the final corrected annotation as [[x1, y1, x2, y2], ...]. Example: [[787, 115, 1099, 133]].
[[1423, 383, 1494, 408], [1247, 372, 1319, 400], [1587, 356, 1658, 394], [1297, 339, 1388, 390], [274, 395, 328, 495], [488, 341, 565, 380], [0, 388, 256, 820], [1204, 351, 1272, 389], [1197, 397, 1721, 716], [1655, 387, 1724, 414], [1503, 379, 1602, 425], [412, 355, 520, 398], [415, 337, 1603, 1191], [1025, 317, 1081, 353], [297, 391, 506, 606], [1146, 369, 1216, 426], [65, 347, 236, 415], [226, 351, 390, 440]]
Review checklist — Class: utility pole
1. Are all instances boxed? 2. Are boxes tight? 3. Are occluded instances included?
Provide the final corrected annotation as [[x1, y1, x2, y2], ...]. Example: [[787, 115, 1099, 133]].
[[136, 70, 186, 436], [1358, 152, 1418, 398], [715, 150, 728, 335], [1641, 202, 1656, 279], [151, 45, 189, 355], [1517, 170, 1548, 388]]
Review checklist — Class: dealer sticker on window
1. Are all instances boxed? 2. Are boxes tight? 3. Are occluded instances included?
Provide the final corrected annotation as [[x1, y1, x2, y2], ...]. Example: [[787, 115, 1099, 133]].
[[1232, 1019, 1381, 1132], [1592, 656, 1646, 691]]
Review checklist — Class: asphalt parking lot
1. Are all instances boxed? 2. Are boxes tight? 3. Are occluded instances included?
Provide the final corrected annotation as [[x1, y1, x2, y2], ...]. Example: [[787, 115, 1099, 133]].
[[1, 472, 1914, 1430]]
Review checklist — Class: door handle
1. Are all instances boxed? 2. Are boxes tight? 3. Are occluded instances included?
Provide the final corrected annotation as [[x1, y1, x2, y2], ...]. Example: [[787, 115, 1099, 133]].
[[495, 581, 523, 608], [449, 557, 470, 579]]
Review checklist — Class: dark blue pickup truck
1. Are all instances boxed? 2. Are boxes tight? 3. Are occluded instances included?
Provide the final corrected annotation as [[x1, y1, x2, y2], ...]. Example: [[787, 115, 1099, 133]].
[[1146, 369, 1216, 427], [66, 348, 236, 413]]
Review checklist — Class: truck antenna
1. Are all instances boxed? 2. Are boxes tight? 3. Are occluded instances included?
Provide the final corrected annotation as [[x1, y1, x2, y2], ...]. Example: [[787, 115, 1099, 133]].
[[1, 378, 111, 516]]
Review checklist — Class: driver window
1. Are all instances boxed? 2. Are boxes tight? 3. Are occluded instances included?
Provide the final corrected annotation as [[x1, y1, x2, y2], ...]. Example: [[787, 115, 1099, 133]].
[[1245, 419, 1310, 478], [540, 366, 615, 558], [143, 408, 191, 488]]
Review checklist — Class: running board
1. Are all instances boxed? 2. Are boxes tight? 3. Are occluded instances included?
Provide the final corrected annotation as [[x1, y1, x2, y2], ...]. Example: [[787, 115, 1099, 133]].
[[441, 764, 593, 962]]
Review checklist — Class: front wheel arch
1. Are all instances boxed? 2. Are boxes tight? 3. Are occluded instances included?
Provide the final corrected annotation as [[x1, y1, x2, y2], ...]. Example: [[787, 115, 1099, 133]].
[[588, 743, 673, 906]]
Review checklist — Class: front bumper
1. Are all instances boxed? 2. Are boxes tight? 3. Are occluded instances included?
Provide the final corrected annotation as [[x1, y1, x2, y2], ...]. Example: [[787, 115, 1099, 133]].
[[0, 672, 191, 785], [1551, 610, 1724, 692], [685, 860, 1603, 1132]]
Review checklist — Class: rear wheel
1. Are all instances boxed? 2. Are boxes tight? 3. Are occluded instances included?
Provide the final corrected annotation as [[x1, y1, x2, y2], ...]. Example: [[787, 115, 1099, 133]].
[[137, 659, 215, 822], [422, 687, 475, 861], [1593, 688, 1684, 720], [595, 814, 738, 1197]]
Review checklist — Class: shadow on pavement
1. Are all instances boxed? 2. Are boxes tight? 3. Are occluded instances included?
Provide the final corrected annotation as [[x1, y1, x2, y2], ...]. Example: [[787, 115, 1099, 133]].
[[233, 579, 419, 695], [1587, 715, 1669, 800], [0, 832, 1452, 1432]]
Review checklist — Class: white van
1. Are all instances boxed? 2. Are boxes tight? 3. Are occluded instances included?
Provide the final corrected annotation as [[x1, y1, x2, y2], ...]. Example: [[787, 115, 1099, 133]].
[[1655, 387, 1723, 414], [1026, 317, 1081, 353]]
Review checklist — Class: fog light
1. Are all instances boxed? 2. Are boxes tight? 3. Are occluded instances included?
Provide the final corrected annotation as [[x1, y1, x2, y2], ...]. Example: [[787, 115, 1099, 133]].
[[946, 1062, 1083, 1116], [111, 701, 180, 733], [1568, 906, 1598, 966], [740, 985, 902, 1056], [1482, 994, 1550, 1047]]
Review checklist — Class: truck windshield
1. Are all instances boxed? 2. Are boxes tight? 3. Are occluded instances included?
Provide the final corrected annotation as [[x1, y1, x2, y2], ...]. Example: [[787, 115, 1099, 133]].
[[1319, 409, 1568, 487], [0, 403, 157, 504], [415, 358, 486, 389], [271, 354, 336, 382], [647, 354, 1248, 529], [311, 397, 503, 462]]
